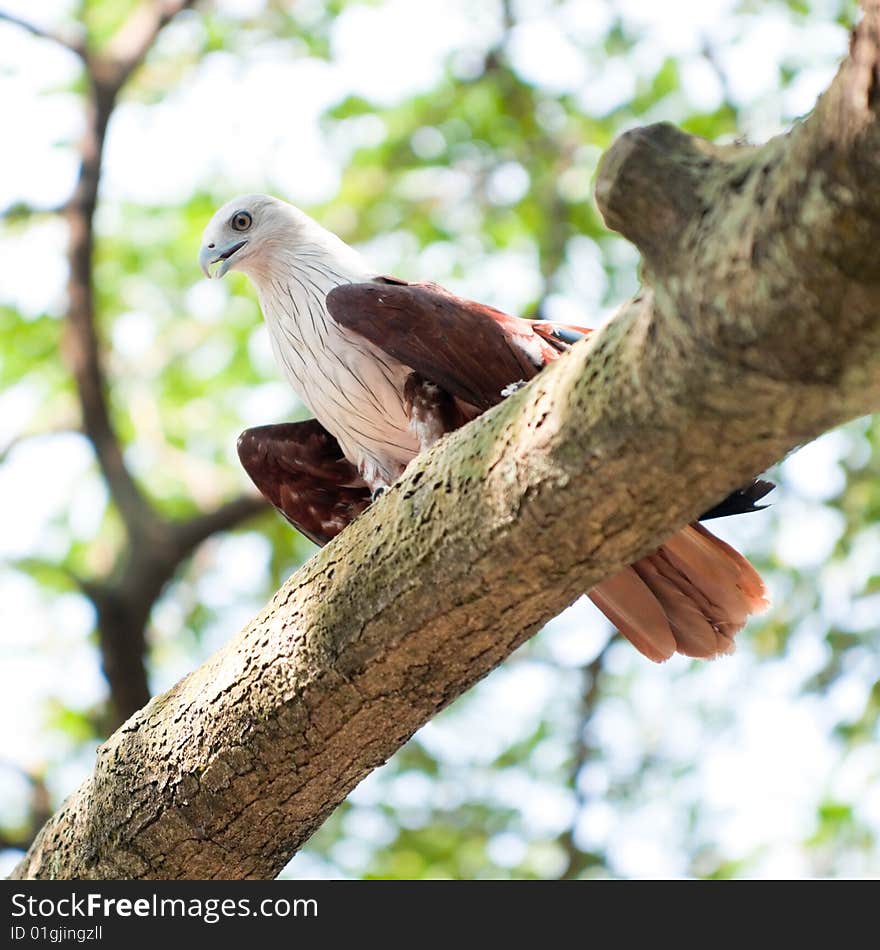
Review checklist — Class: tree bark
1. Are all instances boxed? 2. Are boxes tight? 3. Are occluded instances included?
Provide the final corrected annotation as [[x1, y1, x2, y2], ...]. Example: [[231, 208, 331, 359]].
[[12, 6, 880, 880]]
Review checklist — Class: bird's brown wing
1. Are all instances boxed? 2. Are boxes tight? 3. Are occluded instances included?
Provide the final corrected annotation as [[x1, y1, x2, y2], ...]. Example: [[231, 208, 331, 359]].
[[237, 421, 370, 547], [326, 280, 590, 410], [324, 279, 771, 664], [236, 290, 592, 546]]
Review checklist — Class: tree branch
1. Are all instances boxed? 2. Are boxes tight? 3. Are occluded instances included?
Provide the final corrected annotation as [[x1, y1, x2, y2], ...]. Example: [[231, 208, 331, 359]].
[[2, 5, 199, 535], [46, 0, 229, 727], [3, 0, 262, 742], [558, 653, 604, 879], [13, 7, 880, 882], [0, 9, 143, 530], [62, 82, 148, 538], [103, 0, 198, 89], [0, 201, 68, 222], [77, 494, 267, 726], [0, 426, 79, 467], [172, 495, 270, 555], [0, 10, 86, 60], [60, 2, 200, 535]]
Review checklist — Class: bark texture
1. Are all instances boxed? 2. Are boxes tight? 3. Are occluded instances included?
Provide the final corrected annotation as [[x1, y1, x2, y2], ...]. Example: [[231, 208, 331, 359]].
[[12, 7, 880, 880]]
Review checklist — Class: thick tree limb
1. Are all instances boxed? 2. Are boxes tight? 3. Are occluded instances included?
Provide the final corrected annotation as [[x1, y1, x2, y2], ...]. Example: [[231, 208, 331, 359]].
[[12, 9, 880, 881]]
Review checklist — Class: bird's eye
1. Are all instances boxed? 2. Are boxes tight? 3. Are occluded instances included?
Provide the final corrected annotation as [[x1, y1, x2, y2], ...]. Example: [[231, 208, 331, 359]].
[[231, 210, 253, 232]]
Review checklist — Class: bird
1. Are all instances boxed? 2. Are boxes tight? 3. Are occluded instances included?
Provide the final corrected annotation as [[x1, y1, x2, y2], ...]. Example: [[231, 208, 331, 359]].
[[199, 193, 771, 663]]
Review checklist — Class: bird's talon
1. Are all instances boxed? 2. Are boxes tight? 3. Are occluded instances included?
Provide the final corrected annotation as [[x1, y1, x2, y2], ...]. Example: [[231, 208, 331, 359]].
[[500, 380, 527, 398], [371, 487, 386, 502]]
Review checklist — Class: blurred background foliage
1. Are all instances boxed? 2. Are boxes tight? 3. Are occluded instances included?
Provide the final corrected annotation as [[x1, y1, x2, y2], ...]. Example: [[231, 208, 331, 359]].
[[2, 0, 878, 879]]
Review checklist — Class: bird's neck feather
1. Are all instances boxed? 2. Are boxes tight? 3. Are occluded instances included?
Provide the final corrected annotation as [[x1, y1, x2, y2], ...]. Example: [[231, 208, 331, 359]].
[[248, 215, 375, 287], [254, 242, 371, 339]]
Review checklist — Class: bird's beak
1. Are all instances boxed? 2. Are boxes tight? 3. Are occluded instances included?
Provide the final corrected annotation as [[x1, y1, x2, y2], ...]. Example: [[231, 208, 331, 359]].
[[199, 239, 248, 279]]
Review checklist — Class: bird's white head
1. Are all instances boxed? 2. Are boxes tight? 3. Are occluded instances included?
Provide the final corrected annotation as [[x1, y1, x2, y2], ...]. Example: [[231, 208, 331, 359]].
[[198, 193, 372, 285]]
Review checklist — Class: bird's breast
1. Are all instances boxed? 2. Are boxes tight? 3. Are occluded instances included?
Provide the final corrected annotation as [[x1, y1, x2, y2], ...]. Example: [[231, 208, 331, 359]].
[[260, 282, 420, 489]]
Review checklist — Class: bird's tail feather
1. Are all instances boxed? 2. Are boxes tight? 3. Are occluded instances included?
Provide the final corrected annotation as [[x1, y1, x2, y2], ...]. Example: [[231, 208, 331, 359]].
[[588, 523, 767, 662]]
